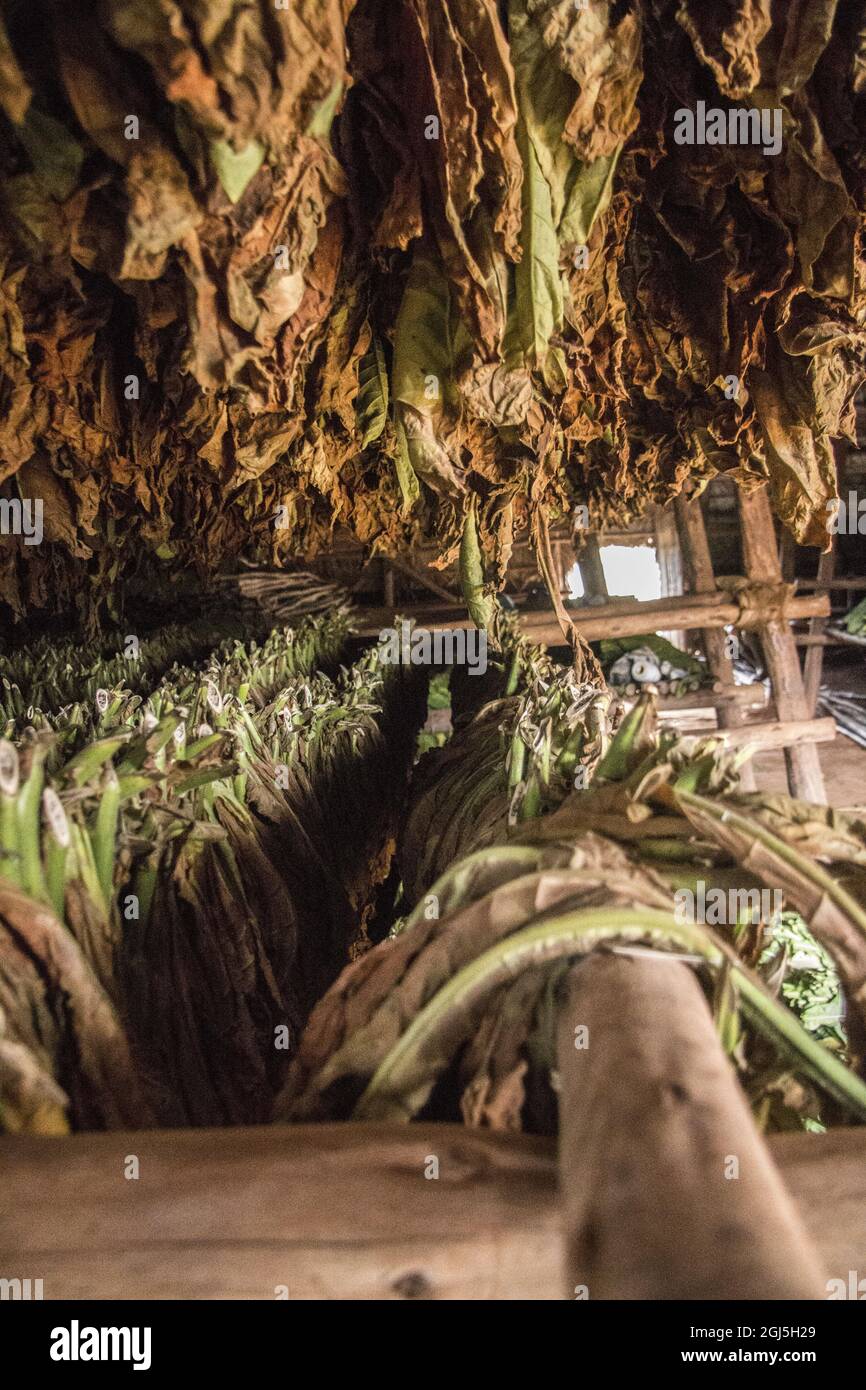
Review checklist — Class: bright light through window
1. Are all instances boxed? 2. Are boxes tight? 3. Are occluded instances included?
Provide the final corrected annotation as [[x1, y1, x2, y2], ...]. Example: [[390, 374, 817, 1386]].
[[566, 545, 662, 601], [565, 562, 584, 598]]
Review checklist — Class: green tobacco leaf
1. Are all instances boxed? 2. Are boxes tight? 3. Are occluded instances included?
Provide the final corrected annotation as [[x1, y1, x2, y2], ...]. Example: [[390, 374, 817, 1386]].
[[392, 246, 453, 417], [460, 496, 496, 634], [17, 107, 83, 201], [511, 127, 566, 390], [356, 335, 389, 449], [352, 904, 866, 1124], [392, 246, 465, 496], [306, 79, 343, 140], [62, 736, 131, 788], [210, 138, 265, 204], [507, 0, 574, 388], [560, 148, 621, 246], [394, 423, 420, 515], [508, 1, 623, 389], [845, 595, 866, 635]]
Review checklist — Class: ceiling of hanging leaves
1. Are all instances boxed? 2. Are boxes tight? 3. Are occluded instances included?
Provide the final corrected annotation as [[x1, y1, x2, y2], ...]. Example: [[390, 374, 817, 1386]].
[[0, 0, 864, 621]]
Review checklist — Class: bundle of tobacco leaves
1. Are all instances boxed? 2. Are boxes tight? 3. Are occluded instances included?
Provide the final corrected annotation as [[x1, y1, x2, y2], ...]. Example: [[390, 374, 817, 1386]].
[[0, 877, 153, 1133], [0, 618, 429, 1131], [2, 1, 865, 622], [217, 568, 354, 626], [276, 696, 866, 1136], [398, 628, 618, 906]]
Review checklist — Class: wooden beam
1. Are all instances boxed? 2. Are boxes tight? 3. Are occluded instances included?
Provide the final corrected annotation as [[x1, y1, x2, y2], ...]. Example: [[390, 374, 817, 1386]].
[[522, 591, 827, 645], [739, 487, 827, 803], [647, 684, 767, 713], [555, 954, 826, 1300], [712, 716, 836, 755], [770, 1128, 866, 1287], [354, 591, 829, 647], [0, 1124, 560, 1301], [382, 562, 395, 609], [797, 577, 866, 591], [1, 1121, 864, 1299], [383, 555, 459, 605], [653, 505, 686, 647], [574, 533, 608, 601], [779, 528, 797, 583]]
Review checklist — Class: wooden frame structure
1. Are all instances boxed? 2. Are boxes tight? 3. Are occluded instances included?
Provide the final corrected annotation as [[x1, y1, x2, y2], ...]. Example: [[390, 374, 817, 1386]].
[[360, 485, 832, 801], [2, 956, 863, 1299]]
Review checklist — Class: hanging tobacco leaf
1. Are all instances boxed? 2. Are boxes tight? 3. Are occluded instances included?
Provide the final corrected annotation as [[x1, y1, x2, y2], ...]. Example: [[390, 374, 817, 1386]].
[[0, 1, 863, 618]]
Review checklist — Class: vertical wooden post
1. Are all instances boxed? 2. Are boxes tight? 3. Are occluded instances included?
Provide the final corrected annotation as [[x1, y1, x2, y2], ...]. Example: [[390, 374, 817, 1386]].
[[804, 543, 835, 715], [575, 533, 608, 601], [549, 536, 568, 602], [738, 487, 826, 802], [654, 505, 686, 648], [556, 953, 827, 1300], [804, 441, 843, 715], [383, 561, 396, 611], [779, 530, 797, 583], [674, 494, 756, 792]]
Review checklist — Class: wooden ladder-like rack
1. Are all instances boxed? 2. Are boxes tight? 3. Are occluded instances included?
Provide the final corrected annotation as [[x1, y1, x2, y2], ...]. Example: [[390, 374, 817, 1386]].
[[2, 948, 861, 1298]]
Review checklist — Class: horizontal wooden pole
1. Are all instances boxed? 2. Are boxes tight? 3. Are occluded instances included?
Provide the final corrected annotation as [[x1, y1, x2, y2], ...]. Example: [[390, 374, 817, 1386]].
[[0, 1124, 559, 1301], [712, 716, 836, 754], [528, 592, 829, 643], [354, 593, 829, 647], [0, 1121, 863, 1300], [797, 577, 866, 591], [624, 685, 767, 713], [0, 1124, 857, 1301]]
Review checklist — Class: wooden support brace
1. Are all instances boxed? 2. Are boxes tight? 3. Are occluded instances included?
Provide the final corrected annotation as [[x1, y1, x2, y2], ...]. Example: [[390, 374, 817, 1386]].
[[519, 590, 827, 646], [713, 716, 836, 756], [383, 554, 460, 606], [631, 685, 766, 714], [574, 532, 608, 601], [354, 593, 828, 646], [804, 544, 835, 715], [555, 954, 827, 1300], [739, 488, 827, 802], [675, 495, 757, 790], [797, 577, 866, 591]]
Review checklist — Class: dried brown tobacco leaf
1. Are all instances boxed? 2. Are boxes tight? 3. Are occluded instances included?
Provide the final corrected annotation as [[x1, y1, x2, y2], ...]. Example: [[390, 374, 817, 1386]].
[[528, 0, 643, 160], [675, 0, 772, 100], [457, 967, 549, 1129], [397, 0, 521, 354], [0, 881, 153, 1129], [0, 10, 30, 125], [0, 0, 865, 614], [0, 1035, 70, 1136], [728, 794, 866, 869]]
